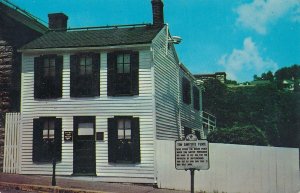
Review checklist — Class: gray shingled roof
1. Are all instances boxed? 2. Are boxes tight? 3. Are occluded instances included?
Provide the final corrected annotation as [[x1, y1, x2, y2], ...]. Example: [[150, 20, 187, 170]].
[[21, 25, 162, 50], [0, 2, 48, 34]]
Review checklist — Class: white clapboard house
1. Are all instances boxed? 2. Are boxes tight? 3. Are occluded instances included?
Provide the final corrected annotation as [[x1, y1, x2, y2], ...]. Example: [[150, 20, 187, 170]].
[[12, 0, 214, 183]]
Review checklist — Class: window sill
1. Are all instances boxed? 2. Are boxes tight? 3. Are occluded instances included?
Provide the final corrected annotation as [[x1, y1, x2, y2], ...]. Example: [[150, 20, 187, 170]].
[[108, 94, 138, 97], [34, 97, 62, 100], [108, 162, 141, 166], [70, 95, 100, 99]]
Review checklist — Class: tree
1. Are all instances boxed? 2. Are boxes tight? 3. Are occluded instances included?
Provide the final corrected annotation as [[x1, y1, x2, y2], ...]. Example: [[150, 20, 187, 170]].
[[202, 67, 299, 147], [266, 71, 274, 81], [202, 79, 229, 128]]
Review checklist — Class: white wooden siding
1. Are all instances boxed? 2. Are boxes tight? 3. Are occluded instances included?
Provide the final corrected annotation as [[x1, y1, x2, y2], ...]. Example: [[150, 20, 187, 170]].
[[153, 27, 203, 140], [20, 49, 155, 183], [179, 70, 203, 139], [153, 27, 180, 140]]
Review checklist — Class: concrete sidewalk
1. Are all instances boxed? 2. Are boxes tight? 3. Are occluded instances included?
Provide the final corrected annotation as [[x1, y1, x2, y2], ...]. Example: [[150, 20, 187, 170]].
[[0, 173, 191, 193]]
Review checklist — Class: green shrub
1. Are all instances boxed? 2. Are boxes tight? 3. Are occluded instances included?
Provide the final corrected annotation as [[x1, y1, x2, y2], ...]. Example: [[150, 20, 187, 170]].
[[207, 125, 268, 146]]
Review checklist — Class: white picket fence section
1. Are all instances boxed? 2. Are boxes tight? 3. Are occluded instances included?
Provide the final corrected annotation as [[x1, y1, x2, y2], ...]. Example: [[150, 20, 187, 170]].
[[3, 112, 21, 173], [156, 140, 300, 193]]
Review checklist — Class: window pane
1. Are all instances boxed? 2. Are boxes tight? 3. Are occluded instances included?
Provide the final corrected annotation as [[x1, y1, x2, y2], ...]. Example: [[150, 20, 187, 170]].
[[49, 59, 56, 77], [78, 123, 94, 135], [43, 129, 48, 139], [125, 129, 131, 139], [118, 129, 124, 139], [79, 57, 85, 75], [118, 119, 124, 129], [117, 55, 123, 64], [125, 119, 131, 129], [123, 63, 130, 73], [85, 57, 92, 75], [124, 54, 130, 63], [117, 63, 123, 73], [49, 129, 55, 139], [44, 58, 49, 66], [48, 120, 55, 130]]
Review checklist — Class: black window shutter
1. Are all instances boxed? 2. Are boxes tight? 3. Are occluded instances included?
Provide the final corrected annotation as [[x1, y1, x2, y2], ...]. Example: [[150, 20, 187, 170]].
[[130, 52, 139, 95], [34, 56, 42, 99], [32, 118, 42, 162], [55, 56, 63, 98], [107, 53, 116, 96], [131, 117, 140, 163], [193, 86, 200, 110], [70, 55, 78, 97], [54, 118, 62, 161], [108, 118, 117, 163], [182, 77, 191, 104], [92, 53, 100, 96]]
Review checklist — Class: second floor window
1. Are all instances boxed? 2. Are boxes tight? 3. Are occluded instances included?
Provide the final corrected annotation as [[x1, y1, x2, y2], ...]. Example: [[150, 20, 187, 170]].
[[34, 55, 63, 99], [70, 53, 100, 97], [107, 51, 139, 96]]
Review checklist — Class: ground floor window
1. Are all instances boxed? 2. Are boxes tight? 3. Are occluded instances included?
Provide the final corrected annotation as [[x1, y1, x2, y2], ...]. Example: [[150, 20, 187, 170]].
[[32, 117, 62, 163], [108, 116, 140, 163]]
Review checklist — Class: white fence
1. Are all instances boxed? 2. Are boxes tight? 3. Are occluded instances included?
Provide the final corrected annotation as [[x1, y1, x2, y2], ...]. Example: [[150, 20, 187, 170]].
[[156, 140, 300, 193], [3, 113, 21, 173]]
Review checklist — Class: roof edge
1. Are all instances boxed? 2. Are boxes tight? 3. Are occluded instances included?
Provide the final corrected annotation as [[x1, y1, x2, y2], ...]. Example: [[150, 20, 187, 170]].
[[0, 0, 48, 33], [19, 43, 152, 53]]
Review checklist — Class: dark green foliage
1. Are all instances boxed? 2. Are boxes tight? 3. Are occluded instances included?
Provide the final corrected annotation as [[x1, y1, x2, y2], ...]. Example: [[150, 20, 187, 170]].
[[207, 125, 268, 146], [225, 79, 238, 85], [203, 70, 300, 147], [274, 64, 300, 81]]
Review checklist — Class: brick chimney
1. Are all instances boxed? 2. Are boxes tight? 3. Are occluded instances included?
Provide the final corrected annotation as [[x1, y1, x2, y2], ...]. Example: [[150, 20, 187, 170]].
[[48, 13, 68, 31], [151, 0, 164, 27]]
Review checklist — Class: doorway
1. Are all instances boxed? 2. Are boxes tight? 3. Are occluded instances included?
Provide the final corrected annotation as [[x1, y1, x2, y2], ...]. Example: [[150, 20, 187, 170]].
[[73, 116, 96, 175]]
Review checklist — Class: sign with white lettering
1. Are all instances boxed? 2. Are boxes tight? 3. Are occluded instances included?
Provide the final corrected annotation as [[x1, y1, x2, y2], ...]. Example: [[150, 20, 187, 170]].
[[175, 139, 209, 170]]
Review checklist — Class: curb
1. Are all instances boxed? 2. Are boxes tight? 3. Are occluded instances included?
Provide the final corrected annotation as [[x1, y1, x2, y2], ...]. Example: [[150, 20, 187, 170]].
[[0, 182, 110, 193]]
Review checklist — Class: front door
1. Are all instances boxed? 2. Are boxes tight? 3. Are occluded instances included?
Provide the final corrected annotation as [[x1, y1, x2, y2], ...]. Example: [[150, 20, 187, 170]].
[[73, 116, 96, 175]]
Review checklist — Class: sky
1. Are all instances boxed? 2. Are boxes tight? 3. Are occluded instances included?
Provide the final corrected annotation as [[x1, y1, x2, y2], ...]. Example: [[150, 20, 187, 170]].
[[7, 0, 300, 82]]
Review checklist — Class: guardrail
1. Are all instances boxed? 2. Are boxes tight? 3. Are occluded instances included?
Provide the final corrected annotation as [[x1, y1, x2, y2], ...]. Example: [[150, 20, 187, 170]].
[[201, 111, 216, 137]]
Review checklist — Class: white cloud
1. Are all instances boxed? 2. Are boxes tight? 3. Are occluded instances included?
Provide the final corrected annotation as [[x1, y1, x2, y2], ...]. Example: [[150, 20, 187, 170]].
[[236, 0, 300, 34], [218, 37, 278, 81]]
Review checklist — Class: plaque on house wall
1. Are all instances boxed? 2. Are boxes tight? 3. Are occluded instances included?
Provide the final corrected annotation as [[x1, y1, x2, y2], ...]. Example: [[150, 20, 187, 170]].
[[64, 131, 73, 141], [96, 132, 104, 141]]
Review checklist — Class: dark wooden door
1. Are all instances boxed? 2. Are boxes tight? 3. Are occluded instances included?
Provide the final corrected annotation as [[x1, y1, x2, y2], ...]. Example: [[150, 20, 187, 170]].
[[73, 117, 96, 175]]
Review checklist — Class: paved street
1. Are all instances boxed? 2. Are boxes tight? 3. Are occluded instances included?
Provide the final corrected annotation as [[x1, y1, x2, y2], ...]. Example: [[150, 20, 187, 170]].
[[0, 190, 35, 193], [0, 173, 192, 193]]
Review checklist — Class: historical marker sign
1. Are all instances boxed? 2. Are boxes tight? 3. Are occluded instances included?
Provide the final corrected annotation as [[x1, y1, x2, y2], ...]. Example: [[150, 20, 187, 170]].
[[175, 139, 209, 170]]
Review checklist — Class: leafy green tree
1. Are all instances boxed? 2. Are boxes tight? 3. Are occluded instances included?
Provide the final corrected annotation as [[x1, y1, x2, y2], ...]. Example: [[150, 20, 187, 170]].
[[253, 74, 259, 81], [225, 79, 238, 85], [202, 74, 298, 147]]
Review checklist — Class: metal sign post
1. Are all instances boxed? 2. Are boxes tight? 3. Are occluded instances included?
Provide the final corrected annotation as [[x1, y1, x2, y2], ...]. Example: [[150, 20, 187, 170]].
[[190, 168, 195, 193], [175, 134, 209, 193]]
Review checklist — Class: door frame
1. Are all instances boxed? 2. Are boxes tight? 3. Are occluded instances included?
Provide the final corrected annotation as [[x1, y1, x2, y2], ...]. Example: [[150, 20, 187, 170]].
[[73, 116, 96, 176]]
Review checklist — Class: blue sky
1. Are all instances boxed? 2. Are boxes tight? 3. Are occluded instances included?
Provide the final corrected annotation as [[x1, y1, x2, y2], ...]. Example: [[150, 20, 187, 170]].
[[8, 0, 300, 82]]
